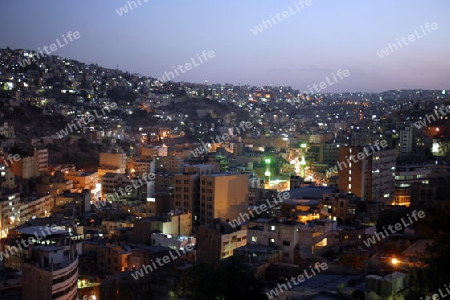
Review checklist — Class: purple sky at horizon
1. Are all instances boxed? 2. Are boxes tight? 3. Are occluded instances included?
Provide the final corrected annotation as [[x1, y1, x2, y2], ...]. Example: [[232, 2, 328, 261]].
[[1, 0, 449, 92]]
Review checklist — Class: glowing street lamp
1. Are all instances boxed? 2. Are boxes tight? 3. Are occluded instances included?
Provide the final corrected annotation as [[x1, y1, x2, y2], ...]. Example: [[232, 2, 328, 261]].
[[299, 156, 307, 178], [265, 158, 271, 188]]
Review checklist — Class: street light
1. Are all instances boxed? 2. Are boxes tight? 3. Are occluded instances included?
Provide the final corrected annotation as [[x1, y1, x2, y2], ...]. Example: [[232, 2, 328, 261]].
[[265, 158, 271, 189], [299, 156, 307, 178]]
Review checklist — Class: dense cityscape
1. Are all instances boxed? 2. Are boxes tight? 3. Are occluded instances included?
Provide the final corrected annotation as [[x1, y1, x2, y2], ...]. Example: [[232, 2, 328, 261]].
[[0, 46, 448, 299], [1, 1, 450, 300]]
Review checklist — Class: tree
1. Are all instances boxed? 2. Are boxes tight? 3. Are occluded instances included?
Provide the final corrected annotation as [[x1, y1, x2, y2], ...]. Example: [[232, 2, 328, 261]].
[[376, 209, 408, 233], [338, 254, 365, 269], [175, 256, 266, 300], [412, 201, 450, 296]]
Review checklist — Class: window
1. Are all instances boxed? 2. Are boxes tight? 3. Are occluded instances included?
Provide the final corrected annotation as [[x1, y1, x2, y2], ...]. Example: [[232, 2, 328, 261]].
[[251, 236, 257, 242], [282, 241, 290, 246], [270, 225, 276, 231]]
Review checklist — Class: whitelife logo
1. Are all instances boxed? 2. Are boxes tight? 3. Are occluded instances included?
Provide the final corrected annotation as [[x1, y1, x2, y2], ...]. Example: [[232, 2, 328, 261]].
[[95, 173, 155, 209], [250, 0, 312, 35], [266, 262, 328, 299], [413, 105, 450, 129], [130, 245, 194, 280], [191, 121, 253, 157], [327, 140, 388, 175], [0, 225, 60, 261], [115, 0, 149, 16], [228, 192, 290, 228], [422, 283, 450, 299], [2, 153, 21, 168], [56, 103, 117, 138], [301, 69, 350, 95], [363, 210, 425, 247], [18, 31, 81, 67], [157, 50, 215, 83], [376, 22, 438, 58]]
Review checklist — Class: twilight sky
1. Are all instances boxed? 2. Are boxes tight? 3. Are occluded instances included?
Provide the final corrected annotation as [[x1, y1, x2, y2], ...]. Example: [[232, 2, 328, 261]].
[[1, 0, 449, 92]]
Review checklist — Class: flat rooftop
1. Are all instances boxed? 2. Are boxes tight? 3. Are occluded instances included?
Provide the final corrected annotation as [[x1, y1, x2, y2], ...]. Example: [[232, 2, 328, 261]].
[[17, 226, 68, 238], [290, 274, 359, 292], [288, 186, 338, 200]]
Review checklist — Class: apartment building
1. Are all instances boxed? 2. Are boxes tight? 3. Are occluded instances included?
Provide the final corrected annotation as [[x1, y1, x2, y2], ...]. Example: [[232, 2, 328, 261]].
[[64, 171, 98, 192], [199, 172, 249, 225], [54, 189, 91, 214], [247, 218, 338, 263], [96, 243, 131, 274], [247, 219, 301, 264], [34, 148, 49, 172], [132, 211, 192, 243], [0, 192, 21, 238], [393, 165, 434, 207], [22, 231, 79, 300], [197, 219, 247, 266], [20, 194, 53, 223], [297, 218, 338, 258], [154, 156, 184, 173], [338, 145, 395, 204], [99, 151, 127, 175], [0, 163, 15, 189], [129, 159, 155, 176], [173, 164, 216, 223], [11, 155, 39, 179], [319, 143, 340, 165], [101, 172, 131, 199]]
